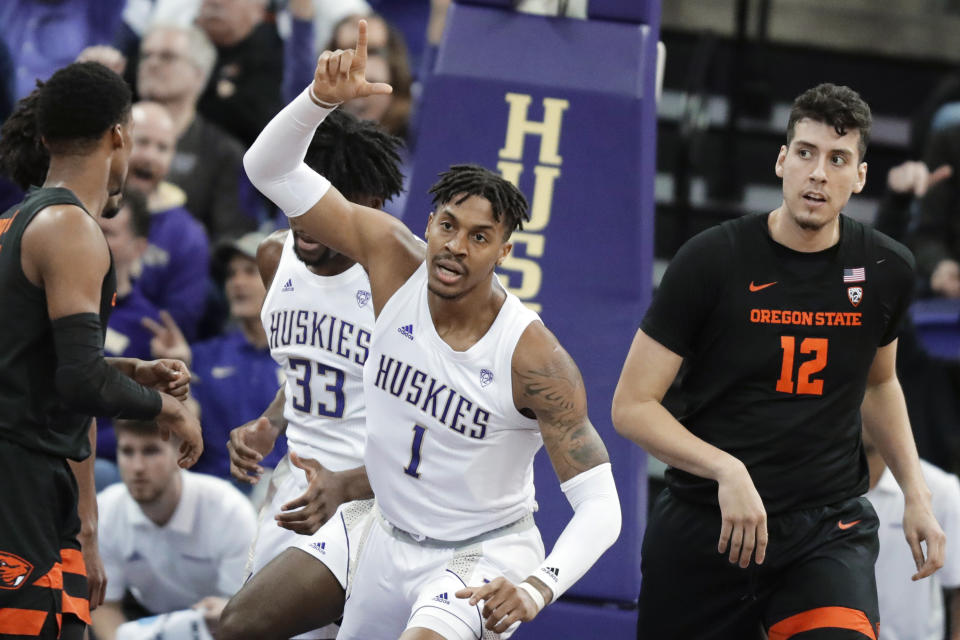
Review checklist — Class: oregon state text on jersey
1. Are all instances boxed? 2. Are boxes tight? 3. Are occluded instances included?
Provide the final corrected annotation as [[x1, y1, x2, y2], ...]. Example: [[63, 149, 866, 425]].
[[641, 213, 914, 515], [363, 263, 542, 541], [260, 232, 373, 472]]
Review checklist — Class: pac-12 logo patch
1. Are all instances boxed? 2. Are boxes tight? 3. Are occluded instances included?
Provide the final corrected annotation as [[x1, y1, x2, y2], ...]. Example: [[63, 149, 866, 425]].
[[0, 551, 33, 590], [847, 286, 863, 307], [480, 369, 494, 387], [356, 290, 371, 307]]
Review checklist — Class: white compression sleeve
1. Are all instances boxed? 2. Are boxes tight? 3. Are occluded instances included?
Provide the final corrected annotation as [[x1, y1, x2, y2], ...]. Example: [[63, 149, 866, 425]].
[[242, 87, 334, 217], [531, 463, 621, 602]]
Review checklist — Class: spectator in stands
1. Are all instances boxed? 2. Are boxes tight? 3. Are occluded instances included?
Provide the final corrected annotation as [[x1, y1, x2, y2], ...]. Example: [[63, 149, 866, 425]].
[[146, 232, 286, 482], [195, 0, 283, 147], [138, 23, 262, 241], [126, 101, 211, 341], [0, 0, 126, 101], [865, 429, 960, 640], [910, 123, 960, 298], [91, 418, 256, 640], [96, 190, 162, 490]]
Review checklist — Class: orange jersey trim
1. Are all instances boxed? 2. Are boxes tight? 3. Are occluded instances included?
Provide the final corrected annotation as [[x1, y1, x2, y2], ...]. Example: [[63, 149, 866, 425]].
[[31, 563, 63, 590], [62, 590, 91, 624], [60, 548, 85, 576], [769, 606, 876, 640], [0, 607, 48, 636]]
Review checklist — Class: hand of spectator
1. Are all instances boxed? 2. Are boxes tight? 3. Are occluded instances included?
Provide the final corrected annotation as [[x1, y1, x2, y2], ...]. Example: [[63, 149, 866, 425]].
[[76, 45, 127, 76], [156, 393, 204, 468], [716, 458, 768, 568], [131, 358, 191, 401], [192, 596, 228, 635], [78, 531, 107, 611], [275, 452, 347, 534], [227, 417, 279, 483], [143, 311, 193, 367], [931, 259, 960, 298], [311, 19, 393, 106], [886, 161, 952, 197], [456, 576, 541, 634], [903, 495, 946, 580]]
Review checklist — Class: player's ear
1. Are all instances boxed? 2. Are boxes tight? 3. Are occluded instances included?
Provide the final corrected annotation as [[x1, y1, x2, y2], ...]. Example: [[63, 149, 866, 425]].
[[424, 212, 434, 240], [497, 240, 512, 266], [774, 145, 787, 178], [853, 162, 867, 194]]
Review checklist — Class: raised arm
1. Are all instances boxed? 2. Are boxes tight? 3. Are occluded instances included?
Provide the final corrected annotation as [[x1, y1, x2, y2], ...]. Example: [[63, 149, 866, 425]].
[[243, 20, 422, 314], [458, 323, 621, 634]]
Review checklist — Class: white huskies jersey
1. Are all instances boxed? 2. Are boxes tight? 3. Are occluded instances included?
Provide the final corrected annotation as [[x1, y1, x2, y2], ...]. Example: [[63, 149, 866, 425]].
[[363, 262, 543, 541], [260, 232, 373, 471]]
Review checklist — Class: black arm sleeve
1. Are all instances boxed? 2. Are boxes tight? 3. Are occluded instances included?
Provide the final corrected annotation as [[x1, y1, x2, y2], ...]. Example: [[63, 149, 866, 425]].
[[52, 313, 162, 419]]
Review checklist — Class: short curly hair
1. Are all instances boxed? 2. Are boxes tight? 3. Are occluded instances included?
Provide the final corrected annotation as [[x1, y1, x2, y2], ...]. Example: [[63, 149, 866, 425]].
[[786, 83, 872, 160], [37, 61, 132, 155]]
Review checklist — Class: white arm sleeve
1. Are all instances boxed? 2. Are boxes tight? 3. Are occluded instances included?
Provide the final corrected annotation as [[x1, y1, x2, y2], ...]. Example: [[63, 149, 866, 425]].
[[532, 463, 621, 602], [242, 87, 334, 218]]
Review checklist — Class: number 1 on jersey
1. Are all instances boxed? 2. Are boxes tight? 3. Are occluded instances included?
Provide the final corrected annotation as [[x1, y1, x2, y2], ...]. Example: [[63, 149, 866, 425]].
[[776, 336, 828, 395], [403, 425, 427, 479]]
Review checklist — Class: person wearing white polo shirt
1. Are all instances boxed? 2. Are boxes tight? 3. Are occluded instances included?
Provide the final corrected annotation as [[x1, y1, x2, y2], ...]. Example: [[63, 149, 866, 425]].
[[91, 418, 256, 640], [865, 429, 960, 640]]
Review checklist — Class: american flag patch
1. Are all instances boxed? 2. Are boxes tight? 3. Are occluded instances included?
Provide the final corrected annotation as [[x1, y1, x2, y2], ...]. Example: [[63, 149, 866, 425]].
[[843, 267, 866, 283]]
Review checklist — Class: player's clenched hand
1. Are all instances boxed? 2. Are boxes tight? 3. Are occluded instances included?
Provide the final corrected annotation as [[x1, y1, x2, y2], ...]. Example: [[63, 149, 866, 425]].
[[456, 577, 541, 633], [78, 533, 107, 610], [132, 358, 191, 401], [156, 393, 203, 468], [904, 495, 946, 580], [716, 458, 767, 568], [276, 452, 347, 534], [227, 417, 278, 483], [311, 19, 393, 106]]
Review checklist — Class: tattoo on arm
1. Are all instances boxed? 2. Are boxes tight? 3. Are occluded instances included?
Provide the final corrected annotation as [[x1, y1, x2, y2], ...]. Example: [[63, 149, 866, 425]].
[[518, 356, 609, 479]]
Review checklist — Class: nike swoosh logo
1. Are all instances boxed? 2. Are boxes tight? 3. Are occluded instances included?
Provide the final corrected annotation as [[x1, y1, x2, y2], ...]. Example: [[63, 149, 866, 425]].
[[749, 281, 777, 292], [837, 519, 861, 530]]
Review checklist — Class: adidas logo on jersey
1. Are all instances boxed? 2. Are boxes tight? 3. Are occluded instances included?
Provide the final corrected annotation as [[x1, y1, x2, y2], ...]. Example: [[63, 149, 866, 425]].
[[309, 541, 326, 555], [432, 592, 449, 605], [540, 566, 560, 582], [398, 324, 414, 340], [282, 278, 295, 292], [356, 290, 371, 307]]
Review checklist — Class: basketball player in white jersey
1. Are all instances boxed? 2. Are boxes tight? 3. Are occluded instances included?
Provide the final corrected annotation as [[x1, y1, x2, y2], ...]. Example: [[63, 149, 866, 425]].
[[217, 109, 406, 640], [239, 21, 622, 640]]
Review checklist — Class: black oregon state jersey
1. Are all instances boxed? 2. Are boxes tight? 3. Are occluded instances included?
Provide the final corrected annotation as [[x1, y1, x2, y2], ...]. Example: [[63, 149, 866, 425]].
[[0, 187, 116, 460], [642, 212, 914, 514]]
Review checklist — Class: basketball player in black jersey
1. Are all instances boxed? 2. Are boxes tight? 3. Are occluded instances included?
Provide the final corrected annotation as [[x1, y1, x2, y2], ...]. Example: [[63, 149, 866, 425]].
[[0, 62, 202, 640], [613, 83, 945, 639]]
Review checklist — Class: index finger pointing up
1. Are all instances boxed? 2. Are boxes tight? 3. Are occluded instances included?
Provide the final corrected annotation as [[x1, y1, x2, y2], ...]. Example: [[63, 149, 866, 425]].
[[355, 19, 368, 67]]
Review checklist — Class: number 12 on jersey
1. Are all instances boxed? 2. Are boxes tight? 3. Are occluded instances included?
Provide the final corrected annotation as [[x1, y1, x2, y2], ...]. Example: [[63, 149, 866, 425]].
[[776, 336, 828, 395]]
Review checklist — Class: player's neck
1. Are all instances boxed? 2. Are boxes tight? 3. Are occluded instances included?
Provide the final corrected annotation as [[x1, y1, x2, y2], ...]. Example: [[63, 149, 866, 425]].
[[427, 276, 505, 351], [306, 254, 355, 277], [43, 156, 111, 220], [768, 206, 840, 253]]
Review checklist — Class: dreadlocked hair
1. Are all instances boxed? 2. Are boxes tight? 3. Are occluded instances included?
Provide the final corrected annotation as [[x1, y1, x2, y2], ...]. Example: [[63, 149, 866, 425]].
[[429, 164, 529, 239], [0, 87, 49, 189], [304, 109, 405, 204]]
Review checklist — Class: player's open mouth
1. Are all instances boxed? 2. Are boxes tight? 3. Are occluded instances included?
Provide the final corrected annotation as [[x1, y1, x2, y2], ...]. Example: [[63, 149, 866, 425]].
[[802, 192, 827, 205], [434, 261, 463, 284], [295, 235, 321, 251]]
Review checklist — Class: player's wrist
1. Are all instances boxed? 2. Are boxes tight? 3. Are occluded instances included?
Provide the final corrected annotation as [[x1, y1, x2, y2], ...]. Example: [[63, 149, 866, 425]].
[[517, 580, 547, 613], [308, 84, 343, 109]]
